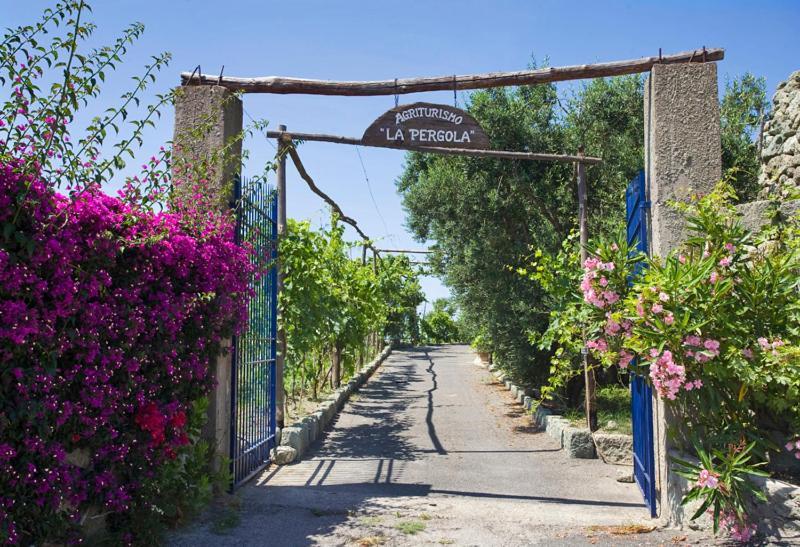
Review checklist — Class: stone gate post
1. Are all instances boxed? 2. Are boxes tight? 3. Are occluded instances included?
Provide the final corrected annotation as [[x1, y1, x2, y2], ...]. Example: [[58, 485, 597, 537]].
[[644, 62, 721, 524], [172, 85, 243, 473]]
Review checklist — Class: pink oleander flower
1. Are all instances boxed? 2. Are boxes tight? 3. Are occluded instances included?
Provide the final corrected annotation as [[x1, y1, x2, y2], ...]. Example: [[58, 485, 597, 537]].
[[648, 349, 686, 399], [663, 313, 674, 325], [710, 271, 720, 284], [742, 348, 754, 360], [658, 292, 669, 302], [604, 318, 621, 335], [697, 468, 719, 489], [725, 242, 735, 252], [719, 256, 732, 267], [684, 335, 702, 347], [651, 303, 663, 314], [618, 350, 634, 369], [678, 254, 687, 264], [703, 339, 720, 353]]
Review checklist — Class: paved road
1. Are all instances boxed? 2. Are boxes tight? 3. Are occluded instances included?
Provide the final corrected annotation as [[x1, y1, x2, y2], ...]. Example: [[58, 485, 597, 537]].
[[170, 345, 710, 546]]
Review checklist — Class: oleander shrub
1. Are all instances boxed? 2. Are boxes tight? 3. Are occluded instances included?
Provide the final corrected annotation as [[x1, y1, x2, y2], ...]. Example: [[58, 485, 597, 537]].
[[581, 184, 800, 541]]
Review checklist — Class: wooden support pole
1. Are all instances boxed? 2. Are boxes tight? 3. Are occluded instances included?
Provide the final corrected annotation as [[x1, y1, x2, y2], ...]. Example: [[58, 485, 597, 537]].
[[267, 130, 602, 164], [181, 48, 724, 95], [276, 124, 287, 428], [577, 150, 598, 432], [332, 346, 341, 388]]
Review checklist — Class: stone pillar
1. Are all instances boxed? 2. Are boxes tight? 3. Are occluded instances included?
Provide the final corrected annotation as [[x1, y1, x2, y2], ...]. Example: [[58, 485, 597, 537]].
[[173, 85, 243, 472], [644, 62, 721, 524], [646, 62, 722, 258]]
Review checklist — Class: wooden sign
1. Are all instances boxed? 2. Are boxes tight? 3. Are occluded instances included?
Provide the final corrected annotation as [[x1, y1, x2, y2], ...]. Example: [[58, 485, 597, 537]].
[[362, 102, 490, 150]]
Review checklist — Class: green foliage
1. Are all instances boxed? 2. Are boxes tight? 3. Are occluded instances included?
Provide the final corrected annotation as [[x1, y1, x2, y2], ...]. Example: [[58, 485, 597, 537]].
[[673, 442, 767, 535], [720, 73, 769, 203], [565, 184, 800, 530], [107, 398, 226, 544], [398, 68, 645, 386], [280, 215, 423, 402], [377, 254, 426, 345], [469, 328, 492, 352], [420, 298, 462, 344]]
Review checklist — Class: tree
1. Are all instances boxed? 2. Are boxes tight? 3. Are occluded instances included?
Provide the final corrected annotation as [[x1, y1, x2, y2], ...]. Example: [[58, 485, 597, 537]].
[[719, 73, 769, 202], [421, 298, 462, 344], [398, 67, 644, 384]]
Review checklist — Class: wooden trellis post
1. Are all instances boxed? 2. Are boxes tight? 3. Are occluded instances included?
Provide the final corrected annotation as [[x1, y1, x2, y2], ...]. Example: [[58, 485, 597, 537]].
[[276, 124, 287, 428], [577, 148, 598, 432]]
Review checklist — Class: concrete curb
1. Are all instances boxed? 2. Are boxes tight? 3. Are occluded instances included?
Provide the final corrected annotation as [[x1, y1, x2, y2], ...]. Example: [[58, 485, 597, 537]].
[[275, 345, 392, 464]]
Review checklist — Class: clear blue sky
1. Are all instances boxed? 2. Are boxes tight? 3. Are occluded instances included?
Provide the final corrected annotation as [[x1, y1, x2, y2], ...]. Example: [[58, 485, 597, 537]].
[[5, 1, 800, 304]]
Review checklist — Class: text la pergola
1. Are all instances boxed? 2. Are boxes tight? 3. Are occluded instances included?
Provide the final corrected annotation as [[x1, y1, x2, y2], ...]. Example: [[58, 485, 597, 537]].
[[383, 106, 473, 145]]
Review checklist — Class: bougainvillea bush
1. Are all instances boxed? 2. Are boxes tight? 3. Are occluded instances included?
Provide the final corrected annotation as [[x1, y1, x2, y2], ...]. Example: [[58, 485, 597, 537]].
[[0, 2, 258, 543], [0, 160, 254, 544], [580, 184, 800, 541]]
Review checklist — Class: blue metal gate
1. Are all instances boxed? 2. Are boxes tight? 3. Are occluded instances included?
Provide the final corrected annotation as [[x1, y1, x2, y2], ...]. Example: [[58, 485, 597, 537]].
[[626, 170, 657, 518], [231, 176, 278, 487]]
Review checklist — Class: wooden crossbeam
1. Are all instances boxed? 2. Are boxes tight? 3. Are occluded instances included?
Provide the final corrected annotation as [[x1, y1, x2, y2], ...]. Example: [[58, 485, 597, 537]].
[[267, 130, 602, 164], [375, 249, 434, 254], [181, 48, 723, 95]]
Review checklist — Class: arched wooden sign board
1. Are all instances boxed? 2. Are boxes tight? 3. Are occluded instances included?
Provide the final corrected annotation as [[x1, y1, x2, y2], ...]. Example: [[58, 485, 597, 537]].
[[362, 102, 490, 150]]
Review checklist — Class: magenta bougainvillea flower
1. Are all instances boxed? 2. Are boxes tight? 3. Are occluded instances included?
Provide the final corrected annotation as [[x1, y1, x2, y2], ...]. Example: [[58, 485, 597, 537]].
[[0, 159, 255, 543]]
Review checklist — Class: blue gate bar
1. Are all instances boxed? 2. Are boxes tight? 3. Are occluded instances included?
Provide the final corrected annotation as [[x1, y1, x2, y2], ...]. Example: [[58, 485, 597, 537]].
[[626, 170, 658, 518], [230, 175, 279, 488]]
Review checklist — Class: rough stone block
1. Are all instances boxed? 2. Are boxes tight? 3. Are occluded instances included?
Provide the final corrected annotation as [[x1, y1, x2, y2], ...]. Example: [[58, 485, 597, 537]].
[[544, 415, 569, 443], [504, 380, 512, 390], [271, 445, 297, 465], [280, 426, 306, 454], [531, 406, 553, 430], [302, 415, 319, 443], [523, 396, 532, 410], [510, 385, 519, 399], [593, 433, 633, 465], [563, 427, 596, 459], [312, 410, 326, 431]]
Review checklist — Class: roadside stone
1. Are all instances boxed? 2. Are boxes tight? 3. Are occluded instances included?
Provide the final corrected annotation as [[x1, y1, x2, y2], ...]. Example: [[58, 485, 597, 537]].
[[531, 405, 553, 430], [523, 396, 532, 410], [544, 415, 569, 444], [593, 433, 633, 465], [280, 426, 307, 454], [563, 427, 596, 459], [616, 470, 634, 483], [271, 445, 297, 465], [302, 415, 319, 443]]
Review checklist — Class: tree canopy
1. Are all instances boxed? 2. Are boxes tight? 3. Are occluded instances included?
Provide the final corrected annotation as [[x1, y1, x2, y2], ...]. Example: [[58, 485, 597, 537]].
[[398, 65, 766, 384]]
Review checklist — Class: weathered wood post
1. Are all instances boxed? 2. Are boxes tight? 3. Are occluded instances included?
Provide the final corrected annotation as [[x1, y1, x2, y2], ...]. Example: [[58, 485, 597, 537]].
[[576, 149, 598, 432], [276, 124, 287, 428], [172, 85, 243, 472], [644, 62, 721, 524]]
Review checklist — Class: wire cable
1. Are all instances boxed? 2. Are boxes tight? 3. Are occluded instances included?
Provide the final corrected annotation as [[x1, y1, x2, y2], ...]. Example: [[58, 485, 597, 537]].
[[355, 145, 393, 244]]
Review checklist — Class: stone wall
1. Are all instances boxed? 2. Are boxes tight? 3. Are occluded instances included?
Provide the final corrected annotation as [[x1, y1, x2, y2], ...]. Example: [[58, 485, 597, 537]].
[[759, 71, 800, 199]]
